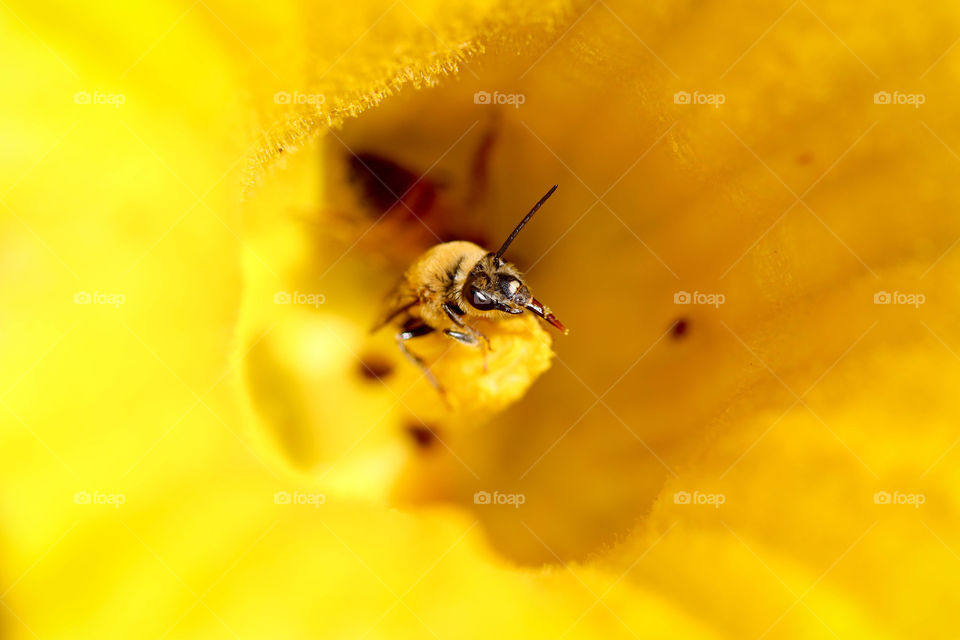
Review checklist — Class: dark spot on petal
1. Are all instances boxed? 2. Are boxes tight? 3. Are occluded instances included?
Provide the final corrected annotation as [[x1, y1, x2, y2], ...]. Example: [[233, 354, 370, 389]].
[[357, 353, 394, 381], [797, 152, 813, 165], [670, 317, 689, 339], [406, 424, 438, 449], [347, 152, 436, 218]]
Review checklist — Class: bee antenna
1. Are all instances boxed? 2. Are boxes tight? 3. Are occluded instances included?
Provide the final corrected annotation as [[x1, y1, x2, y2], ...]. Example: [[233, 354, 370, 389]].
[[494, 185, 558, 264]]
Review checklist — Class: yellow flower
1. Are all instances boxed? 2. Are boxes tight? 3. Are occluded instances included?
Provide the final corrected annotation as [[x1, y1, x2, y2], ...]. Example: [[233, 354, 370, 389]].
[[3, 0, 960, 638]]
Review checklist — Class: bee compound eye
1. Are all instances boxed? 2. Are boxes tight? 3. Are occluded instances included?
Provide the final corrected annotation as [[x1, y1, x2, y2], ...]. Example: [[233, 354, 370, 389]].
[[468, 287, 497, 311], [499, 276, 521, 297]]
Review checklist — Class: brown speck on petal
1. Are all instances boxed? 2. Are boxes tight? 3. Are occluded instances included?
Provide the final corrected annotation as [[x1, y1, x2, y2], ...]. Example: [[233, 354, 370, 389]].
[[670, 318, 689, 339], [358, 353, 395, 381], [406, 424, 438, 449]]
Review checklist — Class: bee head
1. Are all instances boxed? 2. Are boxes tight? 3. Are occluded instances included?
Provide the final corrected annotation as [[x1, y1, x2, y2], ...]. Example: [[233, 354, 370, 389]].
[[459, 184, 567, 333], [463, 254, 530, 315]]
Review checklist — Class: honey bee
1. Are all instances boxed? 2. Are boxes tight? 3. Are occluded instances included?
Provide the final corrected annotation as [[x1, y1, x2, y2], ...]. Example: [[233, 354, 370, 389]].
[[375, 185, 567, 388]]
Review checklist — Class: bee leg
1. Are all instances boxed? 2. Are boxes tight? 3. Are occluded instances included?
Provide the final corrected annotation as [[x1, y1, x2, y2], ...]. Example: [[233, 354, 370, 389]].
[[442, 302, 491, 350], [479, 336, 489, 373], [443, 329, 478, 346], [397, 324, 443, 392], [442, 302, 467, 325]]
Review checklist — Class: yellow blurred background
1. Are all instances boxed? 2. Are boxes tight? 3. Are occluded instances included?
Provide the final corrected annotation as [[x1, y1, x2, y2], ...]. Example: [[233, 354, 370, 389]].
[[2, 0, 960, 637]]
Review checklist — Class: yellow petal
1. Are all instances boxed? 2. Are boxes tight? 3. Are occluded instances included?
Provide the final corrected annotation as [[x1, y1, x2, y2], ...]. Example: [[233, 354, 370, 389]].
[[4, 0, 960, 638]]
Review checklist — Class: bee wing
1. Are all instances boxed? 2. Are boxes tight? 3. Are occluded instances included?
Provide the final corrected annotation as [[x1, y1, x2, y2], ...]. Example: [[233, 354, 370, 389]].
[[371, 286, 420, 333]]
